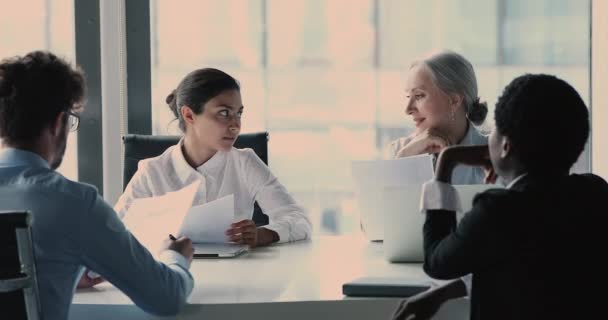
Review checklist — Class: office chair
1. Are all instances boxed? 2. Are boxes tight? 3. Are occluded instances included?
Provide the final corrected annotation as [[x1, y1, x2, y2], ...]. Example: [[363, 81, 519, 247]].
[[122, 132, 270, 226], [0, 211, 41, 320]]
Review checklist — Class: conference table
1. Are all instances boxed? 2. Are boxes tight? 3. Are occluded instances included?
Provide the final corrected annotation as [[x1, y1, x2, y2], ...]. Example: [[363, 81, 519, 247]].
[[70, 235, 469, 320]]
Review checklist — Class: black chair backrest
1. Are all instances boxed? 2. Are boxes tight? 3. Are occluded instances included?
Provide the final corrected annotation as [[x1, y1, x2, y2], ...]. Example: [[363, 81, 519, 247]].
[[0, 211, 41, 320], [122, 132, 269, 226]]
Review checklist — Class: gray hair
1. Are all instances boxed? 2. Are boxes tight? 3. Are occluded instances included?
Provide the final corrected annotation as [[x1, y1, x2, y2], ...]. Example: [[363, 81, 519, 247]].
[[413, 50, 487, 125]]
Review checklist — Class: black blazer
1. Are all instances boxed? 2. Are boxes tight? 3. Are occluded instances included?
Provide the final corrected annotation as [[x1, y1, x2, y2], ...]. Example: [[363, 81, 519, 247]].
[[423, 173, 608, 320]]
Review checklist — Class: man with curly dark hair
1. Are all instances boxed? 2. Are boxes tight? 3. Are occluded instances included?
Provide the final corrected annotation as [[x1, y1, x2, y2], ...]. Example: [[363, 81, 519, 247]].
[[393, 74, 607, 320], [0, 51, 195, 320]]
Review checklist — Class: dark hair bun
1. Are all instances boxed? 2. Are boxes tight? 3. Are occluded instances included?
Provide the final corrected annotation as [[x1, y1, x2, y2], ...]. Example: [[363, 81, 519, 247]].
[[467, 98, 488, 125], [166, 89, 178, 117], [168, 68, 240, 133]]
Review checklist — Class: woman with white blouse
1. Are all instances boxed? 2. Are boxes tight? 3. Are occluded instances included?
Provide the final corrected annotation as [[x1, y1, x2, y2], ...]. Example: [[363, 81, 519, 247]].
[[115, 68, 312, 247]]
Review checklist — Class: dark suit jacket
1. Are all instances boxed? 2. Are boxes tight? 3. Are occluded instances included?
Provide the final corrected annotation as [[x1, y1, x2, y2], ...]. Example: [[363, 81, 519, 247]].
[[424, 173, 608, 320]]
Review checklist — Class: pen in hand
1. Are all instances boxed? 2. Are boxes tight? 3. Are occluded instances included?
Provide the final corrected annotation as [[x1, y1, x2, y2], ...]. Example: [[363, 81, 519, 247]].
[[167, 234, 194, 261]]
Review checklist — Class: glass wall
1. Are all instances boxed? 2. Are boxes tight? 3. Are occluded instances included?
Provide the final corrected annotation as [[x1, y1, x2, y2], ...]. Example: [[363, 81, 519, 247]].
[[150, 0, 591, 235], [0, 0, 77, 180]]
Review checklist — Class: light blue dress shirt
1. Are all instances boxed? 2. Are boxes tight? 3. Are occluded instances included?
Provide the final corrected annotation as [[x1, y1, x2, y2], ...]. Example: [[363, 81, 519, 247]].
[[450, 124, 488, 185], [0, 148, 193, 320]]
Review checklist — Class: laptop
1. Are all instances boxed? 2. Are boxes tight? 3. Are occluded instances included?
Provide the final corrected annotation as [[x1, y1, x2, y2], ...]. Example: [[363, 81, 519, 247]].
[[193, 243, 248, 258], [351, 155, 435, 241], [354, 188, 385, 241], [382, 184, 495, 262]]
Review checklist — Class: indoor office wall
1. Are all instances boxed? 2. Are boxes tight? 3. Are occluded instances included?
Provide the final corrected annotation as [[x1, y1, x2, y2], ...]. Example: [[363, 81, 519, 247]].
[[0, 0, 78, 180], [146, 0, 591, 236]]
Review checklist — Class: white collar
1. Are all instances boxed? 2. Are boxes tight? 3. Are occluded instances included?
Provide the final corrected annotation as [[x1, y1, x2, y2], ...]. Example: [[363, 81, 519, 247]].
[[171, 138, 227, 184]]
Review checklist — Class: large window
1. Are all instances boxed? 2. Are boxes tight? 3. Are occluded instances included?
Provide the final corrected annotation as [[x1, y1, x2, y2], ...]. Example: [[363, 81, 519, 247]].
[[0, 0, 77, 180], [151, 0, 591, 235], [150, 0, 265, 135]]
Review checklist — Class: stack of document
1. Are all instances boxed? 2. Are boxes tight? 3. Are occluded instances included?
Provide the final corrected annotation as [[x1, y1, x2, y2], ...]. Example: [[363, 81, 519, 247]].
[[121, 181, 235, 255]]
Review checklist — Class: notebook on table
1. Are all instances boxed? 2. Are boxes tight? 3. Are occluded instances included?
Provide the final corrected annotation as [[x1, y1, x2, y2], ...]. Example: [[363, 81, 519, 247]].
[[343, 277, 432, 297]]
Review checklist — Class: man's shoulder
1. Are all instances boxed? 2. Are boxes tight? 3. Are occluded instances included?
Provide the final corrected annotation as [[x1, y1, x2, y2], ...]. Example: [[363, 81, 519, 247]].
[[570, 173, 608, 190], [26, 168, 99, 202], [471, 187, 525, 213], [474, 187, 516, 199]]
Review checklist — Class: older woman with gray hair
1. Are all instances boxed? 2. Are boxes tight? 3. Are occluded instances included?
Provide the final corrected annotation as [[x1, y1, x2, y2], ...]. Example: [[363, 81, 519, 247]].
[[386, 50, 494, 184], [388, 51, 491, 320]]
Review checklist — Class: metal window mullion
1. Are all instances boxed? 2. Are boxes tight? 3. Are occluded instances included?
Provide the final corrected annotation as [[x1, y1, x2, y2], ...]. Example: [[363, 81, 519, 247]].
[[75, 0, 104, 192]]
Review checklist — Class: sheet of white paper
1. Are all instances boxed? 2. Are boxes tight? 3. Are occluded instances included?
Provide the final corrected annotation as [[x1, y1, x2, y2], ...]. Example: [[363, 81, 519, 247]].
[[122, 181, 201, 255], [178, 194, 235, 243]]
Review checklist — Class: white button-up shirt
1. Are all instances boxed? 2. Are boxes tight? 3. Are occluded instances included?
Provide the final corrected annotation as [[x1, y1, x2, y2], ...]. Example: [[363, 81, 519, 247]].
[[114, 140, 312, 243]]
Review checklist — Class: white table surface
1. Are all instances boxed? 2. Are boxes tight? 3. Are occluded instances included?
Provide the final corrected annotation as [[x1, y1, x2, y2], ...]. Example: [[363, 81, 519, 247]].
[[73, 235, 429, 304], [70, 235, 469, 320]]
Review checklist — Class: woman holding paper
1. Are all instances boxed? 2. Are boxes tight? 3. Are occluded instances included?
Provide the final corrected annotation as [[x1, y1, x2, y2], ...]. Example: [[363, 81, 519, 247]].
[[385, 51, 494, 184], [115, 68, 311, 247]]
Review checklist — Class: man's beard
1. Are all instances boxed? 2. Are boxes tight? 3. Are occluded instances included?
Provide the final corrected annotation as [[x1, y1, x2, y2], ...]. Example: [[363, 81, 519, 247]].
[[50, 131, 68, 170]]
